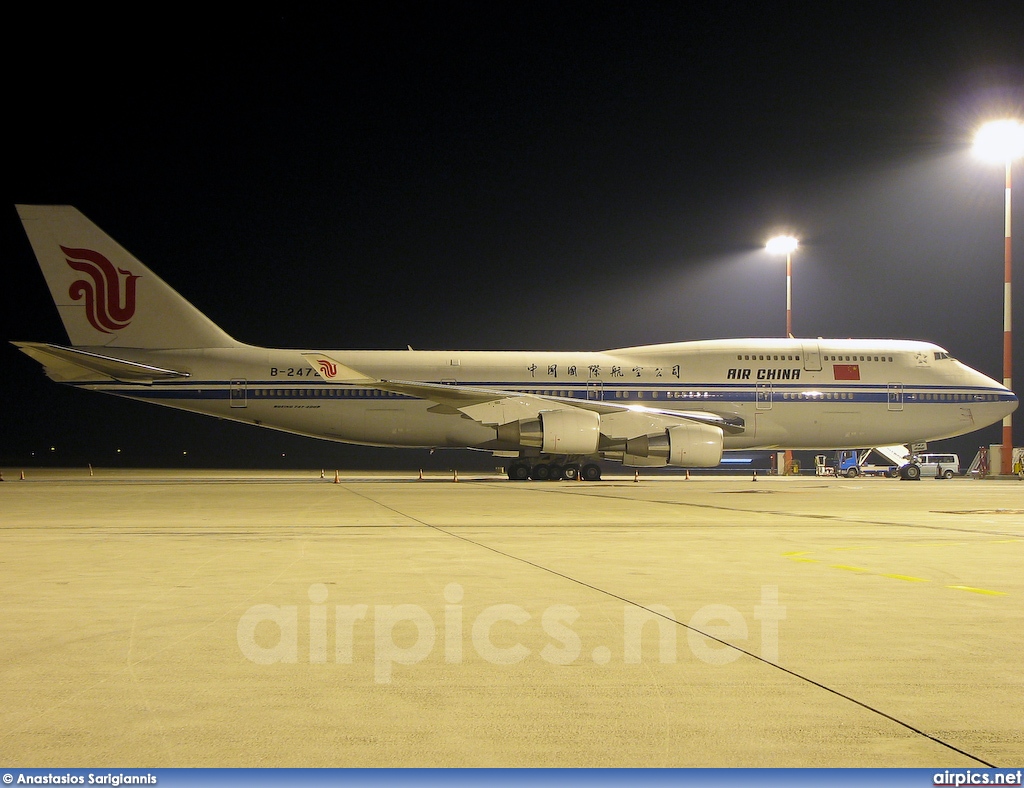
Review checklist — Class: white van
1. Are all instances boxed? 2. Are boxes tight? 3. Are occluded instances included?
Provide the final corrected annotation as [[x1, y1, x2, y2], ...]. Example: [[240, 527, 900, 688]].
[[915, 453, 960, 479]]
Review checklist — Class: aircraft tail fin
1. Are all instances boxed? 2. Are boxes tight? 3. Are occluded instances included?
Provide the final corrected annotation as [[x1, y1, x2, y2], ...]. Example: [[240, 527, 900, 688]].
[[16, 205, 239, 349]]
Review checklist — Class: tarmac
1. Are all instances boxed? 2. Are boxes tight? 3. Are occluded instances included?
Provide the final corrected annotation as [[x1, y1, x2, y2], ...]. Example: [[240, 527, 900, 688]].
[[0, 468, 1021, 768]]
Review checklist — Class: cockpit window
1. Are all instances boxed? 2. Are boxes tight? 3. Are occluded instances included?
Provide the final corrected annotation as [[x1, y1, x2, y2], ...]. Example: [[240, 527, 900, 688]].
[[934, 351, 952, 360]]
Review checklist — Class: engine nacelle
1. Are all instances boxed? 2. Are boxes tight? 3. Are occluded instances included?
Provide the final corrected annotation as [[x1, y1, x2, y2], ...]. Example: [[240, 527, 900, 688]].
[[496, 409, 601, 455], [625, 422, 723, 467]]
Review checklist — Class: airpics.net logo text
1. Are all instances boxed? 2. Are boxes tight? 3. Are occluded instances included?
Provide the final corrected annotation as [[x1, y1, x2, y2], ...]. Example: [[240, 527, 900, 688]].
[[934, 771, 1023, 786], [236, 584, 786, 683]]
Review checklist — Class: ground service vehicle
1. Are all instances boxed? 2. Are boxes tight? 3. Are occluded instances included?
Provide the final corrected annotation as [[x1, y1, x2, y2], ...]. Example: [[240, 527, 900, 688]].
[[832, 446, 908, 478], [915, 453, 960, 479]]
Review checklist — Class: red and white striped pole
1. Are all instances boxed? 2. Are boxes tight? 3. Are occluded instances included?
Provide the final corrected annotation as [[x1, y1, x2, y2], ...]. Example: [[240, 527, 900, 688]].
[[786, 250, 793, 340], [974, 119, 1023, 476], [1001, 158, 1013, 475]]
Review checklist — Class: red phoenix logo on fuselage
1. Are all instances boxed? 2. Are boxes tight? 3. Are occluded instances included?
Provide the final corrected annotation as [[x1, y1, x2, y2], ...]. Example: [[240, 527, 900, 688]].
[[63, 246, 140, 334]]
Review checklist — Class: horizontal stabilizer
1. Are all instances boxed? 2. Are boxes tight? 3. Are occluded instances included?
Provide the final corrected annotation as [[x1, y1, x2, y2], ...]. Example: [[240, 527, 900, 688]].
[[13, 342, 191, 384]]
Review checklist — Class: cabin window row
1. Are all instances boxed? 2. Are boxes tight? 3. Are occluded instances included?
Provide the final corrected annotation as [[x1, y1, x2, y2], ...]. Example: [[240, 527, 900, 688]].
[[782, 392, 855, 400], [251, 388, 404, 398], [779, 391, 1000, 402], [909, 393, 999, 402], [733, 354, 893, 362], [824, 355, 893, 362]]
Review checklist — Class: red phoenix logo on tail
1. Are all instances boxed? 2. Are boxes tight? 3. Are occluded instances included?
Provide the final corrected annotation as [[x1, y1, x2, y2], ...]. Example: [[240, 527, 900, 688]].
[[316, 359, 338, 378], [63, 246, 140, 333]]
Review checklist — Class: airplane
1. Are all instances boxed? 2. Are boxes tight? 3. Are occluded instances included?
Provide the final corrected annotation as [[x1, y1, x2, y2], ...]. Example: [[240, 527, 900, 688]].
[[12, 204, 1018, 481]]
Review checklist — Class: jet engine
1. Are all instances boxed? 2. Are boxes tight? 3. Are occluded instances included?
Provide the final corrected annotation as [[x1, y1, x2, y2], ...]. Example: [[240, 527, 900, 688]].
[[621, 422, 723, 467], [496, 409, 601, 455]]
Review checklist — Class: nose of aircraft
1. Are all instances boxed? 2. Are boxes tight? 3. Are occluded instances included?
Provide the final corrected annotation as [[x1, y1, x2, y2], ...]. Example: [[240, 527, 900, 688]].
[[983, 372, 1017, 419], [1002, 386, 1019, 417], [957, 361, 1018, 423]]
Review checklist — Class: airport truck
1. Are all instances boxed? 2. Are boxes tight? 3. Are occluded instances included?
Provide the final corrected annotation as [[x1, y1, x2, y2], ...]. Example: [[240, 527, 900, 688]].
[[832, 445, 911, 478], [832, 446, 960, 480]]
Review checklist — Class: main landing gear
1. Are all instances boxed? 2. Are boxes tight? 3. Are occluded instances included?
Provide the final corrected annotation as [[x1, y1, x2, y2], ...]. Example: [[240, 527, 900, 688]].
[[506, 459, 602, 481]]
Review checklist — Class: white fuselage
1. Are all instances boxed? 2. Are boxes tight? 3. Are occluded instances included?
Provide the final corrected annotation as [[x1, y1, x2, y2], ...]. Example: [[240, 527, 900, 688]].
[[16, 206, 1015, 468], [73, 337, 1015, 453]]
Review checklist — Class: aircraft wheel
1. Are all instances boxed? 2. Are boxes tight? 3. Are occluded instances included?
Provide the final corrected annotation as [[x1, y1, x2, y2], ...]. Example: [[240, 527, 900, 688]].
[[901, 464, 921, 481], [844, 467, 859, 478], [580, 463, 602, 481], [530, 464, 551, 481], [548, 464, 564, 481], [562, 464, 580, 481], [887, 468, 899, 479], [508, 463, 531, 481]]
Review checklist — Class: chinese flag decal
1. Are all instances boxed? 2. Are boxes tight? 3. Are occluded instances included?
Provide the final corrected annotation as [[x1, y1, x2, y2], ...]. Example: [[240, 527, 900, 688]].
[[833, 364, 860, 380]]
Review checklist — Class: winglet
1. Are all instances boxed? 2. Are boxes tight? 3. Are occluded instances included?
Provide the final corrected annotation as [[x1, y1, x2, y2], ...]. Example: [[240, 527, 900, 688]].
[[301, 353, 374, 383]]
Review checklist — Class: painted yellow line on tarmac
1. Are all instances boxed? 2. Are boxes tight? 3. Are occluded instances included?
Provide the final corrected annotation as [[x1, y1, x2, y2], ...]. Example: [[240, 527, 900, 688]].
[[946, 585, 1007, 596], [783, 551, 819, 563], [880, 574, 929, 583], [782, 553, 1010, 595]]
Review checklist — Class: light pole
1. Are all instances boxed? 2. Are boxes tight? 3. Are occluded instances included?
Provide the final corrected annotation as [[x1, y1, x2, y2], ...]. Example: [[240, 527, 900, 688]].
[[766, 234, 799, 474], [766, 235, 799, 338], [973, 119, 1024, 475]]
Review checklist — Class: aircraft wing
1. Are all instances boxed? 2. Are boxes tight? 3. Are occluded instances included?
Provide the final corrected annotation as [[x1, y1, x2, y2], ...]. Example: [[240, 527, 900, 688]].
[[14, 342, 191, 384], [301, 352, 744, 435]]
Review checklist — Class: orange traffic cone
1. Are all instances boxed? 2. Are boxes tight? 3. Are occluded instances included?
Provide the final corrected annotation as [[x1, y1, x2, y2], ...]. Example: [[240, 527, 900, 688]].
[[333, 470, 340, 484], [752, 470, 758, 482], [20, 470, 26, 480], [418, 469, 424, 481], [453, 469, 459, 482], [634, 470, 640, 483], [685, 469, 690, 480]]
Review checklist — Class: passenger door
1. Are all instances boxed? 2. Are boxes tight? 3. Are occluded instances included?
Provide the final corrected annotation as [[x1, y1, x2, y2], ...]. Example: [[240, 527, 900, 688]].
[[229, 379, 247, 408], [887, 383, 904, 411]]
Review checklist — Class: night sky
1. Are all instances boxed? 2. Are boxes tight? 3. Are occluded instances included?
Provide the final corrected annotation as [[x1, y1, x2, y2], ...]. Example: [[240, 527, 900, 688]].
[[3, 3, 1024, 469]]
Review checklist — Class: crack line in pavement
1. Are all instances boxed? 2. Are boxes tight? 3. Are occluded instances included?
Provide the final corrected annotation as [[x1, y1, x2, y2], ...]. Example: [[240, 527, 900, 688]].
[[341, 483, 998, 768]]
